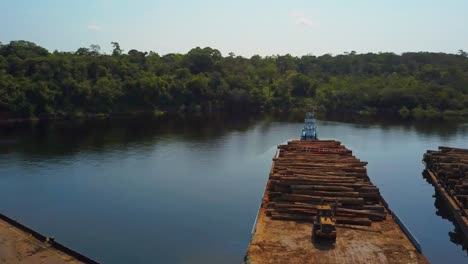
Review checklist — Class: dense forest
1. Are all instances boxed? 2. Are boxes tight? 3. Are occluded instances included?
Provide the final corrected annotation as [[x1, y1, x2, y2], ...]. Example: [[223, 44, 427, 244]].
[[1, 40, 468, 120]]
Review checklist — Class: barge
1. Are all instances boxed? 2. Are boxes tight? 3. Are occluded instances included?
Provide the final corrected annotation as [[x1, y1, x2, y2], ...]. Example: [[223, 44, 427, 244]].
[[423, 146, 468, 248], [245, 114, 427, 263]]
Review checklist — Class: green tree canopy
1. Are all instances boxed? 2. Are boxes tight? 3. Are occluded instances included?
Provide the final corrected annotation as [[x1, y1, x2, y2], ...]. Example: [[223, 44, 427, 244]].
[[0, 40, 467, 120]]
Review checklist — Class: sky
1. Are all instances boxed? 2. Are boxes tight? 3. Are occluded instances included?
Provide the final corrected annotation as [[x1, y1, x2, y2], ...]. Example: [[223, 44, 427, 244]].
[[1, 0, 467, 57]]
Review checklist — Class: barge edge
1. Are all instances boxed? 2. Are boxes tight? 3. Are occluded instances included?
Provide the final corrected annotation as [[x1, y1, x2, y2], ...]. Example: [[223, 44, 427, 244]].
[[0, 212, 99, 264], [424, 168, 468, 241]]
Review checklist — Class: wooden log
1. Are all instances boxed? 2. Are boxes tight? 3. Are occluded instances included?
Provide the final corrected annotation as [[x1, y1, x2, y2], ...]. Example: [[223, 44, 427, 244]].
[[291, 190, 360, 198], [275, 165, 367, 172], [270, 212, 372, 226], [274, 177, 359, 183], [280, 193, 365, 205], [336, 208, 386, 221], [283, 170, 347, 176], [271, 174, 361, 181], [278, 156, 355, 161], [357, 187, 380, 193], [275, 161, 367, 167], [438, 146, 468, 153], [358, 192, 381, 199], [267, 202, 316, 210], [274, 161, 365, 167], [290, 185, 355, 192], [277, 181, 373, 188], [269, 208, 385, 221], [456, 195, 468, 202], [447, 179, 458, 186], [273, 177, 366, 183], [271, 185, 290, 193], [270, 212, 314, 222], [275, 172, 352, 178], [267, 207, 315, 215], [361, 205, 386, 213], [267, 202, 386, 220], [280, 173, 369, 180]]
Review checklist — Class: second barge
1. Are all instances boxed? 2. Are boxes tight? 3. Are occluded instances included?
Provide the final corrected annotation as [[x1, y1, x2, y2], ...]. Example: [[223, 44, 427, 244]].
[[423, 146, 468, 248]]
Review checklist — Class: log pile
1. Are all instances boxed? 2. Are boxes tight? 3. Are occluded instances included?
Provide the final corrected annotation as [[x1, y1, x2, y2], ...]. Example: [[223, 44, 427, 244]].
[[423, 146, 468, 214], [264, 140, 386, 226]]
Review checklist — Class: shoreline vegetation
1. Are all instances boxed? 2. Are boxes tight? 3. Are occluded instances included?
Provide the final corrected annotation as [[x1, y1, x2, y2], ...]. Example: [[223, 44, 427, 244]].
[[1, 40, 468, 122]]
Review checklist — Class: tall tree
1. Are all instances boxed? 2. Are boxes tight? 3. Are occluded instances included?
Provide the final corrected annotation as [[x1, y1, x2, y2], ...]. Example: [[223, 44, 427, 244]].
[[458, 49, 468, 57], [89, 44, 101, 56], [111, 42, 123, 56]]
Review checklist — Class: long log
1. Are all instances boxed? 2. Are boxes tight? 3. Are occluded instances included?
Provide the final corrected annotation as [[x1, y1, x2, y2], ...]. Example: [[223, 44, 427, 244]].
[[274, 172, 354, 177], [336, 208, 386, 220], [358, 187, 379, 193], [270, 212, 313, 222], [290, 185, 355, 192], [268, 208, 384, 221], [273, 177, 366, 184], [291, 190, 360, 198], [272, 177, 356, 183], [270, 212, 372, 226], [271, 174, 361, 181], [358, 192, 381, 199], [267, 203, 386, 220], [274, 162, 365, 167], [361, 205, 386, 213], [280, 171, 368, 177], [438, 146, 468, 153], [279, 193, 365, 205], [267, 202, 317, 210], [277, 182, 373, 188], [275, 160, 367, 167], [274, 165, 367, 172]]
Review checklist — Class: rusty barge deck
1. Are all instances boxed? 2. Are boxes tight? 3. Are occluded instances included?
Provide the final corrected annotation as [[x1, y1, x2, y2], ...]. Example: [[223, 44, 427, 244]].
[[0, 213, 98, 264], [246, 140, 427, 264]]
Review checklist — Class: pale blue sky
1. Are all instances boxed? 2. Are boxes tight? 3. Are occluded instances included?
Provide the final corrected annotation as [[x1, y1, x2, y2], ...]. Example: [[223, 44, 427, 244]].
[[1, 0, 467, 56]]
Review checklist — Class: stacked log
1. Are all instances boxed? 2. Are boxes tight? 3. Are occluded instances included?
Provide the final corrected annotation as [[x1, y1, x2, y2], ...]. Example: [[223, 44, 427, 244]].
[[264, 140, 386, 226], [423, 146, 468, 215]]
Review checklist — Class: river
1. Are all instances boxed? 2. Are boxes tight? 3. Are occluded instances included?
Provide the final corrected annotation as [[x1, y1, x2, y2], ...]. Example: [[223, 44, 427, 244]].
[[0, 115, 467, 263]]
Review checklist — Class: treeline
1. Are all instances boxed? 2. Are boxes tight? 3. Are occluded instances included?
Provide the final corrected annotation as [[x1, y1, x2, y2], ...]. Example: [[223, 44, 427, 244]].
[[0, 40, 468, 120]]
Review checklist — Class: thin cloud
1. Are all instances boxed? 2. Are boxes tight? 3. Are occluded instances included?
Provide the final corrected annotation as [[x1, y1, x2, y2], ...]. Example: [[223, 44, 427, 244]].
[[290, 12, 315, 28], [87, 24, 103, 32]]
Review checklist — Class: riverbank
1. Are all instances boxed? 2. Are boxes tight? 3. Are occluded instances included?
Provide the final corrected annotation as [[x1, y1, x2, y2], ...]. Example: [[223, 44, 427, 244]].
[[2, 108, 468, 125], [0, 110, 169, 124]]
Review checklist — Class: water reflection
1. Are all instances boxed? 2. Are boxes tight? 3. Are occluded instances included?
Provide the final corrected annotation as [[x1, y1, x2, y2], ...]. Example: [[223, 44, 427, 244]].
[[0, 115, 265, 158]]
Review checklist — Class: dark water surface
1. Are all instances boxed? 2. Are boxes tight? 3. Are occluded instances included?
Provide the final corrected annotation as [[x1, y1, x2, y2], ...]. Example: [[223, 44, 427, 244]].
[[0, 116, 467, 263]]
